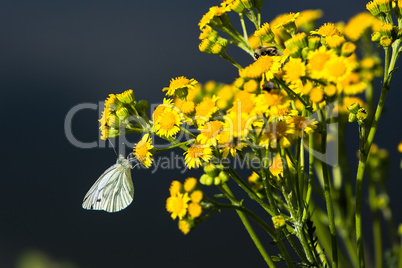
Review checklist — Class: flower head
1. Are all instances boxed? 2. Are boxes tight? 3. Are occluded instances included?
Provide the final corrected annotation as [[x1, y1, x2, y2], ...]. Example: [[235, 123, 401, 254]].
[[133, 133, 154, 168], [296, 9, 323, 32], [188, 202, 202, 218], [178, 219, 192, 235], [166, 192, 191, 220], [184, 143, 213, 169], [153, 102, 183, 138], [163, 76, 198, 98], [184, 177, 198, 192], [344, 12, 379, 41], [195, 96, 220, 124], [311, 23, 341, 37], [288, 116, 318, 138], [307, 46, 335, 79], [254, 23, 275, 43], [197, 120, 224, 146], [259, 120, 296, 149], [273, 12, 300, 34], [283, 58, 306, 85], [239, 55, 282, 79], [169, 181, 183, 196]]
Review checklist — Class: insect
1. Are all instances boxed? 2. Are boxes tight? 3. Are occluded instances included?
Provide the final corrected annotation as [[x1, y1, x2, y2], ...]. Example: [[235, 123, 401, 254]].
[[254, 46, 279, 59], [82, 154, 134, 213], [262, 81, 275, 92]]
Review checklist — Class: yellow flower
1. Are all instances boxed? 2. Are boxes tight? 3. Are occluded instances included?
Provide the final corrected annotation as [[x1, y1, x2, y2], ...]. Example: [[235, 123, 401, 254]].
[[307, 46, 335, 79], [325, 35, 346, 49], [273, 12, 300, 34], [169, 181, 182, 196], [283, 58, 306, 85], [296, 9, 323, 32], [311, 23, 341, 37], [344, 12, 379, 41], [184, 177, 198, 192], [199, 25, 213, 40], [195, 96, 220, 123], [367, 0, 392, 15], [243, 79, 259, 93], [178, 219, 192, 235], [197, 120, 224, 146], [175, 98, 195, 115], [338, 72, 368, 95], [229, 91, 256, 115], [217, 132, 243, 158], [254, 22, 275, 43], [269, 154, 284, 177], [259, 121, 296, 149], [152, 98, 174, 122], [163, 76, 198, 98], [166, 192, 191, 220], [190, 190, 204, 203], [310, 87, 324, 103], [321, 55, 354, 83], [133, 133, 154, 168], [254, 89, 289, 116], [239, 55, 282, 79], [288, 116, 318, 138], [188, 202, 203, 218], [184, 143, 213, 169], [198, 5, 231, 30], [154, 106, 183, 138]]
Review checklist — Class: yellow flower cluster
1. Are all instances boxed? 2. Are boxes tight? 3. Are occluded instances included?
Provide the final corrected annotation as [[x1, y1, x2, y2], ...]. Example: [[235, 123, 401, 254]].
[[99, 89, 137, 140], [166, 178, 204, 234]]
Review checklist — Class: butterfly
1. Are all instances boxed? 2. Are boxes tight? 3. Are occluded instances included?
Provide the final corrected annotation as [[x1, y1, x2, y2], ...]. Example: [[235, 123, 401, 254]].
[[82, 154, 134, 213]]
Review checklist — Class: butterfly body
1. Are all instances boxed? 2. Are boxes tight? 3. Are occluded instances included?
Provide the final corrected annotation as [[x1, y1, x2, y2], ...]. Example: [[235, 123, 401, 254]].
[[82, 155, 134, 213]]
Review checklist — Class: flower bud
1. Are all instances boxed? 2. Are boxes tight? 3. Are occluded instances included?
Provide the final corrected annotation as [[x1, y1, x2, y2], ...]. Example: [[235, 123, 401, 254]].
[[213, 176, 221, 185], [272, 215, 286, 229], [200, 174, 214, 186], [347, 102, 360, 114], [219, 171, 230, 183], [356, 108, 368, 121]]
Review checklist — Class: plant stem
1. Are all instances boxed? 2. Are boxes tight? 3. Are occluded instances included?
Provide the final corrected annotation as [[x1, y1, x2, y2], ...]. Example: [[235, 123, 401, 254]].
[[225, 165, 275, 215], [354, 38, 400, 267], [317, 105, 338, 268], [368, 180, 382, 268], [220, 184, 277, 268]]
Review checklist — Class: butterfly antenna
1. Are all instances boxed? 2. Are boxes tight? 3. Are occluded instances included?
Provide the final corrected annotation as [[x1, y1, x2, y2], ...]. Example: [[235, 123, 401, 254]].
[[108, 139, 118, 156], [127, 152, 140, 169]]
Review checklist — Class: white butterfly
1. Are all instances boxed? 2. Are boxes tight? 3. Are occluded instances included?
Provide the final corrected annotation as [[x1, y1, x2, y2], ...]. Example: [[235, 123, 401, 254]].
[[82, 154, 134, 213]]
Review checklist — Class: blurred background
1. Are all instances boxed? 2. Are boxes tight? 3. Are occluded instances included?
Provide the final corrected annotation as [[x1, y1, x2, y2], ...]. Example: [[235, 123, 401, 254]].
[[1, 0, 402, 267]]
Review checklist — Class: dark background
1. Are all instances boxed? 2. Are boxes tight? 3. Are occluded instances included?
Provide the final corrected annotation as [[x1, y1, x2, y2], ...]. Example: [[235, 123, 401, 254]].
[[1, 0, 402, 267]]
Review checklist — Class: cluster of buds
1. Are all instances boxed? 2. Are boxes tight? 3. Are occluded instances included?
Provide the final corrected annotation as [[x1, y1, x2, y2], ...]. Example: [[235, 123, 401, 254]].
[[99, 90, 150, 140], [200, 163, 230, 186], [347, 102, 368, 123]]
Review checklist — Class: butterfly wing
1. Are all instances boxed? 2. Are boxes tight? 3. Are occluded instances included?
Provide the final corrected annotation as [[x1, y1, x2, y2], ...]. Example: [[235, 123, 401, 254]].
[[82, 163, 134, 213]]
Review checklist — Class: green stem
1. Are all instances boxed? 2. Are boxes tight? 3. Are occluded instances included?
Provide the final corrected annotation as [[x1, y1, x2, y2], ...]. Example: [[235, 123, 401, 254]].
[[355, 42, 396, 267], [154, 139, 194, 153], [317, 105, 338, 268], [274, 78, 313, 112], [368, 180, 382, 268], [239, 13, 249, 44], [220, 184, 277, 268], [258, 149, 309, 263], [219, 53, 243, 69], [225, 165, 275, 215], [211, 202, 277, 238]]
